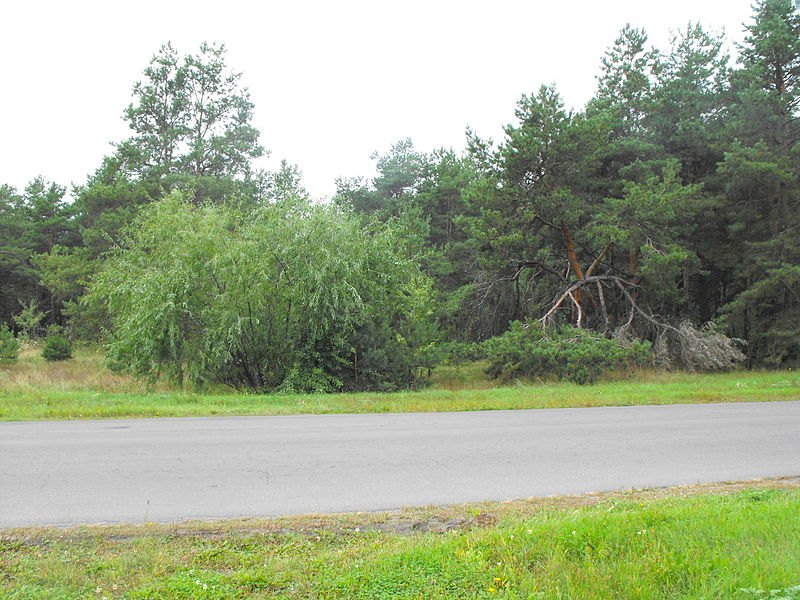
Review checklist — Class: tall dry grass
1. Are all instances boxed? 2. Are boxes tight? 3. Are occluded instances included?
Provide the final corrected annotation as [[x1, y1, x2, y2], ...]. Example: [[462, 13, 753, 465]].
[[0, 344, 174, 394]]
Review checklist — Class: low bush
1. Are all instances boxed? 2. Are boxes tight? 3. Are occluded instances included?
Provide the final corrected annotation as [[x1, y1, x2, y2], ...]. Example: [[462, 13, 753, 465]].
[[89, 194, 438, 393], [441, 341, 486, 365], [42, 334, 73, 361], [484, 321, 652, 384], [0, 325, 19, 363]]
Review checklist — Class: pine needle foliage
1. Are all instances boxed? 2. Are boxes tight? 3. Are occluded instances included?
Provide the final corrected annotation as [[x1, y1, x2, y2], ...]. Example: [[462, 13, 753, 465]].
[[484, 322, 652, 384]]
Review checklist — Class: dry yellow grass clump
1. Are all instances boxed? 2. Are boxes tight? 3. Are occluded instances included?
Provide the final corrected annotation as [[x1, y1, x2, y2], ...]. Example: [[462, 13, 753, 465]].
[[0, 344, 167, 394]]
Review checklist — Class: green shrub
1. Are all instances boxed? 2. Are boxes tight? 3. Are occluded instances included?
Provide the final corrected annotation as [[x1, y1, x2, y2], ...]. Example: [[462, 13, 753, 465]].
[[12, 299, 46, 340], [483, 322, 652, 384], [0, 324, 19, 363], [88, 193, 438, 393], [442, 341, 486, 365], [42, 334, 73, 361]]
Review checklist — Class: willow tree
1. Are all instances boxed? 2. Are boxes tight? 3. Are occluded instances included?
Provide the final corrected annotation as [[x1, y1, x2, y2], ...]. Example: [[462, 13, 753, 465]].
[[88, 193, 437, 392]]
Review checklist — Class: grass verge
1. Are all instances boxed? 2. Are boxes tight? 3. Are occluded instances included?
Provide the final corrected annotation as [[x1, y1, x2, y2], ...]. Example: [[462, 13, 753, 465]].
[[1, 364, 799, 420], [3, 478, 799, 599], [2, 347, 799, 420]]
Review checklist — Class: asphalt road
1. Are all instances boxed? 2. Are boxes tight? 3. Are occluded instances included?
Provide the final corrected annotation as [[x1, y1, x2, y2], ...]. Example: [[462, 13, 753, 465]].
[[1, 401, 799, 527]]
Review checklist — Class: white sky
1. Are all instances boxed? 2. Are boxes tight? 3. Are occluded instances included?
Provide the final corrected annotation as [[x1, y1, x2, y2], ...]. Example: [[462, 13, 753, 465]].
[[2, 0, 755, 200]]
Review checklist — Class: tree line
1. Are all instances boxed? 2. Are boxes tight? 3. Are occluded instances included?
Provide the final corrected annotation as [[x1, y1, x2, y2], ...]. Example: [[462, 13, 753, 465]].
[[1, 0, 798, 389]]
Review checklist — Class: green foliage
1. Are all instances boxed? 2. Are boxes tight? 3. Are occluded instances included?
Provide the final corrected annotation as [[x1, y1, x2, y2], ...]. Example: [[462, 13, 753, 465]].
[[41, 334, 72, 361], [723, 259, 800, 366], [120, 42, 263, 180], [0, 179, 78, 328], [12, 299, 47, 340], [4, 1, 800, 373], [740, 0, 800, 109], [442, 341, 486, 364], [336, 142, 483, 343], [89, 192, 438, 392], [0, 324, 19, 363], [484, 322, 652, 384], [717, 0, 800, 365], [32, 245, 95, 304], [596, 24, 660, 132], [27, 42, 270, 345]]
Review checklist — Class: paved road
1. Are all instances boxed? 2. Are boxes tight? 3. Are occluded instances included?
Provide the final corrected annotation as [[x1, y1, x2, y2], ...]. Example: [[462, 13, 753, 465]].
[[1, 401, 799, 527]]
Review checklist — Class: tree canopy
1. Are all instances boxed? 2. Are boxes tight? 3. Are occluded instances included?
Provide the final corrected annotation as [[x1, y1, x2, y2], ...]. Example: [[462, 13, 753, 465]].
[[88, 193, 436, 392], [2, 1, 799, 388]]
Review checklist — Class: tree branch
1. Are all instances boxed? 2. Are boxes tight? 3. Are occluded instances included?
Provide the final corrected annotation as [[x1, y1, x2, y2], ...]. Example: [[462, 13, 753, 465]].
[[585, 243, 613, 279]]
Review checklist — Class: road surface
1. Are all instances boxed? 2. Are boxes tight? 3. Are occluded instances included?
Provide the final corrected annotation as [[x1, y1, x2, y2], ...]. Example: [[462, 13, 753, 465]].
[[1, 401, 798, 527]]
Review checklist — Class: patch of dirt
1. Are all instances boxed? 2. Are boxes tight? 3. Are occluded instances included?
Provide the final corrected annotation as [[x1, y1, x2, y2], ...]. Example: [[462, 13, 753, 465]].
[[4, 476, 798, 546]]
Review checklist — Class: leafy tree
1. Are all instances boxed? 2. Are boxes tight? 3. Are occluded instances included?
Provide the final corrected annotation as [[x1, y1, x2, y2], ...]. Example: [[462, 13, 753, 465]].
[[0, 185, 34, 324], [20, 178, 76, 255], [458, 85, 648, 338], [589, 159, 705, 318], [42, 333, 73, 361], [12, 299, 47, 340], [458, 72, 720, 363], [457, 86, 581, 338], [119, 42, 185, 178], [258, 160, 309, 204], [739, 0, 800, 115], [119, 42, 264, 181], [67, 41, 264, 256], [9, 4, 800, 374], [0, 179, 77, 327], [336, 142, 483, 339], [35, 42, 270, 338], [596, 24, 661, 135], [412, 149, 481, 321], [717, 0, 800, 365], [648, 24, 729, 182], [371, 138, 429, 201], [88, 193, 437, 392], [0, 324, 19, 362], [335, 138, 429, 218]]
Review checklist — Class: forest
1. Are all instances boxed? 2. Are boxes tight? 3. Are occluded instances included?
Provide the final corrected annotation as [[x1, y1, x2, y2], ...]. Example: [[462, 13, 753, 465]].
[[0, 0, 798, 392]]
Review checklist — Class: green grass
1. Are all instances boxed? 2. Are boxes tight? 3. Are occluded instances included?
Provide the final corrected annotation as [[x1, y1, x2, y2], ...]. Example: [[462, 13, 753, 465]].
[[1, 346, 799, 420], [3, 486, 799, 599]]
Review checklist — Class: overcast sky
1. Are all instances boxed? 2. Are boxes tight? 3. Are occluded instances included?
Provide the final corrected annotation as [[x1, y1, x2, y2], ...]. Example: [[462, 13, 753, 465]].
[[2, 0, 756, 200]]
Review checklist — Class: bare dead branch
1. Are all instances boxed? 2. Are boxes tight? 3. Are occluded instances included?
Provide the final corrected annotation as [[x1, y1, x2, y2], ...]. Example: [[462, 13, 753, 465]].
[[612, 279, 680, 335], [596, 280, 609, 332], [585, 243, 613, 279], [539, 275, 632, 326], [567, 291, 582, 328], [513, 260, 568, 283]]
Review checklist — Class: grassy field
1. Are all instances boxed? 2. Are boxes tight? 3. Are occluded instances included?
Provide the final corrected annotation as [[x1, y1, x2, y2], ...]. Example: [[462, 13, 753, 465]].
[[2, 479, 799, 599], [1, 346, 799, 420]]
